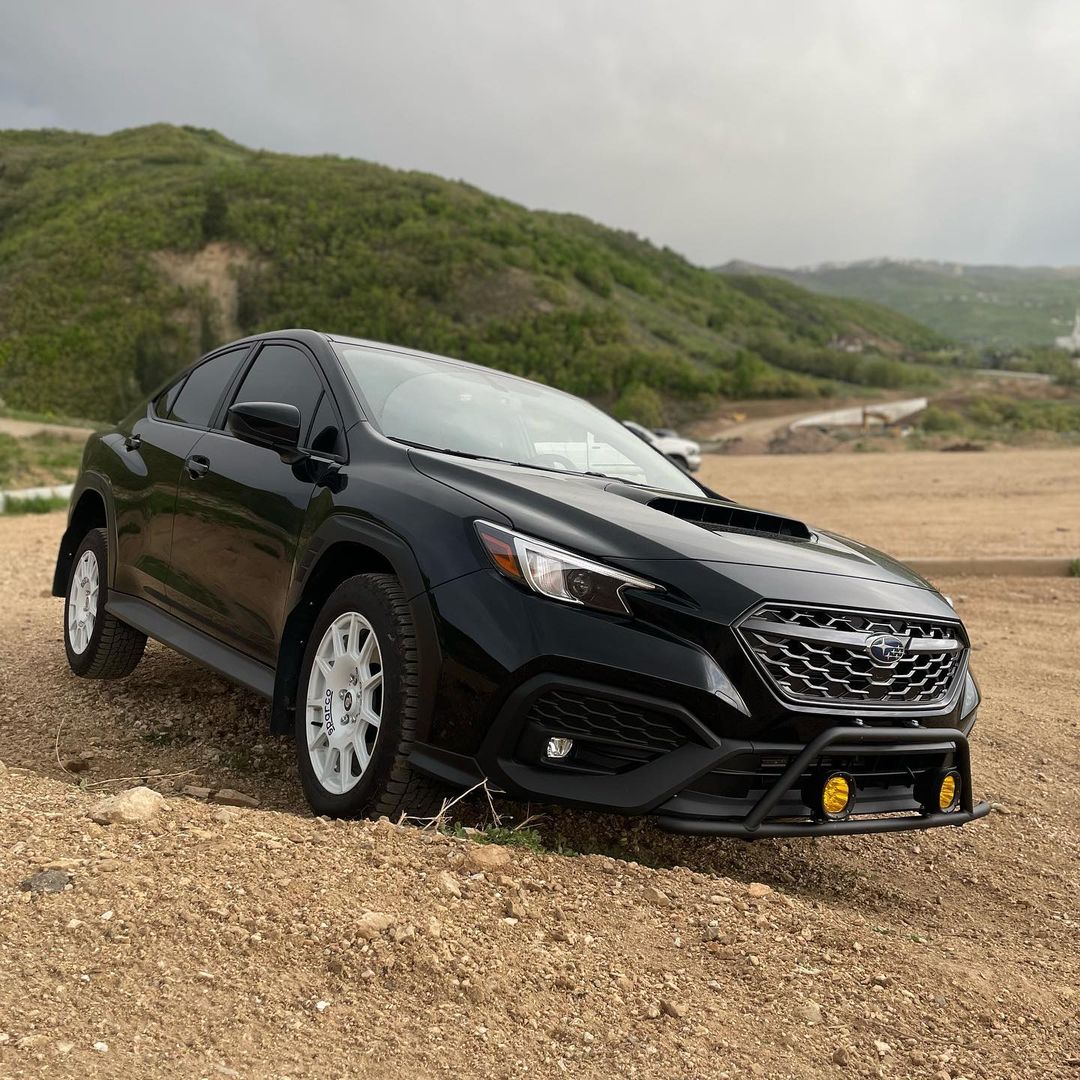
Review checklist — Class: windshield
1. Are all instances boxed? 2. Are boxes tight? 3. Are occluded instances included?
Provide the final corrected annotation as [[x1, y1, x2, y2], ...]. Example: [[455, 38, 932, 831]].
[[334, 344, 702, 495]]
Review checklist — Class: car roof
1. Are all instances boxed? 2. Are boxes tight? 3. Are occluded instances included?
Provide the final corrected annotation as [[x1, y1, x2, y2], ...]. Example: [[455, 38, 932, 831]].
[[325, 332, 530, 381], [227, 328, 578, 398]]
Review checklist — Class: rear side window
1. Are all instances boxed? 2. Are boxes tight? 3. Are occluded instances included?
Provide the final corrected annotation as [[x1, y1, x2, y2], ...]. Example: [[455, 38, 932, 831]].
[[231, 344, 324, 439], [154, 378, 185, 419], [169, 348, 248, 428]]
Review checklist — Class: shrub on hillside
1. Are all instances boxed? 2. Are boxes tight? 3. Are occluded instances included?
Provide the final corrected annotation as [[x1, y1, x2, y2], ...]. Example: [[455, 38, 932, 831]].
[[612, 383, 664, 428]]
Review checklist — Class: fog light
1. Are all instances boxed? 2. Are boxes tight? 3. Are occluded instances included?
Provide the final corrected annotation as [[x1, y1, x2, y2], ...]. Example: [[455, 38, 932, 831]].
[[938, 770, 961, 812], [821, 772, 855, 820], [545, 737, 573, 760]]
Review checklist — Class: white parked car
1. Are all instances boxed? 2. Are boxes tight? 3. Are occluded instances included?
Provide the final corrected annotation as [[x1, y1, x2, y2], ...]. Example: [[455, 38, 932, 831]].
[[622, 420, 701, 472]]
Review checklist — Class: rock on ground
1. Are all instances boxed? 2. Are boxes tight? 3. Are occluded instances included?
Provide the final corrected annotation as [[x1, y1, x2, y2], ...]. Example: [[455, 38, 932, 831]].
[[462, 843, 512, 873], [19, 869, 71, 894], [88, 786, 164, 825]]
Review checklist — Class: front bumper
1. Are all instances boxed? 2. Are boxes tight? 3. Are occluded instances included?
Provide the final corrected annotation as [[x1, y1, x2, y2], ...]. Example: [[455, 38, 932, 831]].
[[411, 673, 989, 840], [414, 568, 988, 839]]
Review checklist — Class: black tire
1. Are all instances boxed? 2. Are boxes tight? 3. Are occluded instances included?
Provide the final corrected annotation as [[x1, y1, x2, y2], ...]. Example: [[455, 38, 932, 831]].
[[63, 528, 146, 679], [294, 573, 446, 820]]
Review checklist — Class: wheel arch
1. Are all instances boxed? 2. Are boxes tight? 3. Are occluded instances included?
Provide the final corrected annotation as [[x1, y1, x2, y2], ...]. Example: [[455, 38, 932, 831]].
[[52, 476, 113, 596], [271, 517, 441, 736]]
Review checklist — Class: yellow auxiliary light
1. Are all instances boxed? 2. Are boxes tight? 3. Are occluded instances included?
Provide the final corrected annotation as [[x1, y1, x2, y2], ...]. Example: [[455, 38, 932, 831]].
[[938, 771, 961, 812], [821, 773, 855, 819]]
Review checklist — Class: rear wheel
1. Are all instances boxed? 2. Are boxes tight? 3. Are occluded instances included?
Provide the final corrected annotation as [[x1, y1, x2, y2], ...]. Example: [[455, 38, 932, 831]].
[[63, 528, 146, 678], [295, 573, 446, 819]]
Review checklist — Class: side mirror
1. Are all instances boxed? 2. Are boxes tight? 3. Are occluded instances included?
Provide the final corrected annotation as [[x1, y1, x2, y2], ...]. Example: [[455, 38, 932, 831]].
[[227, 401, 302, 453]]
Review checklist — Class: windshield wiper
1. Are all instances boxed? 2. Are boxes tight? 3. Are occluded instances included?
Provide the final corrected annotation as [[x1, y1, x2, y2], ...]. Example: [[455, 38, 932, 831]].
[[400, 439, 607, 478], [397, 439, 664, 489], [396, 440, 526, 468]]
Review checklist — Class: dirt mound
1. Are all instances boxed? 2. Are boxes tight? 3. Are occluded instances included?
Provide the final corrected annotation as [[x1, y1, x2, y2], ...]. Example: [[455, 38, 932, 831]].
[[2, 509, 1078, 1078], [767, 426, 841, 454], [1, 765, 1074, 1080]]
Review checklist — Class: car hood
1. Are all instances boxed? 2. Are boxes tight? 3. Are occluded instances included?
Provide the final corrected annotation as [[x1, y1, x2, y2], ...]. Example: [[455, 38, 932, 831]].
[[410, 450, 935, 592]]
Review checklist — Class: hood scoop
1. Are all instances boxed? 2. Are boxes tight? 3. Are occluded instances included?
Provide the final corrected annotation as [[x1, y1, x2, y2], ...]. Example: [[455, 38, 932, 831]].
[[649, 496, 812, 541]]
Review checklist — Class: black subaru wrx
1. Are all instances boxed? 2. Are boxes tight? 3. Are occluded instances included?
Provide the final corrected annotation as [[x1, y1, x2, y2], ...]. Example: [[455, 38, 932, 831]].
[[54, 330, 990, 838]]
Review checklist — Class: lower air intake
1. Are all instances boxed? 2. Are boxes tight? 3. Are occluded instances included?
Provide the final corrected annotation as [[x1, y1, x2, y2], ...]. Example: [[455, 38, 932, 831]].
[[526, 688, 692, 752]]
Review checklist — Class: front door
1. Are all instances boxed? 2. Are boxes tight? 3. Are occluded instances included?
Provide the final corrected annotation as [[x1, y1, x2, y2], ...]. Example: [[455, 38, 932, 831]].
[[166, 342, 336, 665], [111, 345, 250, 604]]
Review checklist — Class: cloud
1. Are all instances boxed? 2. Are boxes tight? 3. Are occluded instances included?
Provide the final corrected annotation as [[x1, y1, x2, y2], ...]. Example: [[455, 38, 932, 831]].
[[3, 0, 1080, 266]]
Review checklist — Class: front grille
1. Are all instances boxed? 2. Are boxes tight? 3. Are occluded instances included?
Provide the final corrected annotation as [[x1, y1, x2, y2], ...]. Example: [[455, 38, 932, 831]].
[[526, 689, 692, 752], [736, 603, 966, 707]]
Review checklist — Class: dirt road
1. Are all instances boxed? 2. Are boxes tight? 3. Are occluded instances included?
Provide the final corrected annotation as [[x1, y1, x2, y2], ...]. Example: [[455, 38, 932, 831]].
[[0, 418, 93, 441], [1, 470, 1078, 1077], [687, 393, 913, 450]]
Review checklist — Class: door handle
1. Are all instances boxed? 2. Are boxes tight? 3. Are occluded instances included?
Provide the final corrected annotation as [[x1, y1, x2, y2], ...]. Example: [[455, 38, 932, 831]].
[[185, 455, 210, 479], [123, 433, 142, 451]]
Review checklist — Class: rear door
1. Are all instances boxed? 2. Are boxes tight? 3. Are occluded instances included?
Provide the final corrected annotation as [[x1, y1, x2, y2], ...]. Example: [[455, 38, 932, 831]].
[[111, 346, 250, 604], [167, 340, 344, 664]]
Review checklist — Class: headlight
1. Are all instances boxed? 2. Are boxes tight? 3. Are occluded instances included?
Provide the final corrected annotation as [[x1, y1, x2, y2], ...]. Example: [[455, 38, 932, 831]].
[[475, 521, 661, 615]]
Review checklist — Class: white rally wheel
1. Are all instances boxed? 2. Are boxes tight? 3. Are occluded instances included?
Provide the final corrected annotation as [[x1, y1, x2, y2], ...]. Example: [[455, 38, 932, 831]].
[[304, 611, 384, 795], [67, 549, 100, 655]]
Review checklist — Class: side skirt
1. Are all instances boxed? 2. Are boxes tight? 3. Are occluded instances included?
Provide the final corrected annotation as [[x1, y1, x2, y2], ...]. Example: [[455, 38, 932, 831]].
[[106, 594, 276, 700]]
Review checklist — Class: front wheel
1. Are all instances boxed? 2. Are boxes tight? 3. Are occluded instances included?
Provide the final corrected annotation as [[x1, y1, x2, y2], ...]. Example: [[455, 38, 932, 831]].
[[294, 573, 445, 819]]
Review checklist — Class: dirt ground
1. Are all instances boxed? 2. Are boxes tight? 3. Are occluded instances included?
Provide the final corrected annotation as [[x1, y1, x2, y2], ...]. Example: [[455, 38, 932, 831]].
[[699, 447, 1080, 558], [1, 463, 1078, 1078]]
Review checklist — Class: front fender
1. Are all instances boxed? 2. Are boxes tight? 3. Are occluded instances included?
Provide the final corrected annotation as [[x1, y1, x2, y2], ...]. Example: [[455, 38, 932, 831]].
[[272, 512, 444, 737], [51, 468, 114, 596]]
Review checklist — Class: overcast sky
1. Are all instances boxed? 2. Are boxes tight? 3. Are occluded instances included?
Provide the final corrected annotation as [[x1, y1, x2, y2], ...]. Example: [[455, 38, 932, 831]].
[[3, 0, 1080, 268]]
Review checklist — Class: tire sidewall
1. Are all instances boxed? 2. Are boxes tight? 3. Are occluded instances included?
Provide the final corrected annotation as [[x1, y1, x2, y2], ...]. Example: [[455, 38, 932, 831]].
[[295, 577, 409, 816], [64, 529, 109, 676]]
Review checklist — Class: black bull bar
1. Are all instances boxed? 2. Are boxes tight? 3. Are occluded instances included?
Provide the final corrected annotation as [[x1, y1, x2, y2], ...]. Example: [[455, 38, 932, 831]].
[[655, 725, 992, 839]]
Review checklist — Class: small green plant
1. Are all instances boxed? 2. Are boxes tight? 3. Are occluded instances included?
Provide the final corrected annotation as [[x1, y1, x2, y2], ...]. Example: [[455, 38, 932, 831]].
[[449, 823, 551, 854], [1069, 558, 1080, 578]]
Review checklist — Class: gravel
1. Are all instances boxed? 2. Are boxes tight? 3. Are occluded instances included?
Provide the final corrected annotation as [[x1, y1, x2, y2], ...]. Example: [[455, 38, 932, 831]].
[[1, 501, 1078, 1079]]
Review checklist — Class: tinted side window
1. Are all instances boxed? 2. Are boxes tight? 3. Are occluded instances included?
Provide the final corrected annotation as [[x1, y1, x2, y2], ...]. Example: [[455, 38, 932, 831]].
[[169, 349, 248, 428], [308, 392, 343, 456], [154, 378, 185, 419], [231, 344, 324, 439]]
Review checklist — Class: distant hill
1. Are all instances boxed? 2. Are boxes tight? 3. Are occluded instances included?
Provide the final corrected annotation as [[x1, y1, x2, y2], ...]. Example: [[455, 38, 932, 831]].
[[715, 258, 1080, 349], [0, 125, 953, 421]]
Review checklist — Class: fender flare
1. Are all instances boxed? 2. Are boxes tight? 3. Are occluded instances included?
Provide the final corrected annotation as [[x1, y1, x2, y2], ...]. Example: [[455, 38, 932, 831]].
[[52, 472, 115, 596], [271, 514, 442, 737]]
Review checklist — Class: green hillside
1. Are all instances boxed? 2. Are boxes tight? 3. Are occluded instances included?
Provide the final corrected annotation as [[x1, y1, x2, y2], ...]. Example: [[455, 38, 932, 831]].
[[0, 125, 954, 422], [717, 258, 1080, 349]]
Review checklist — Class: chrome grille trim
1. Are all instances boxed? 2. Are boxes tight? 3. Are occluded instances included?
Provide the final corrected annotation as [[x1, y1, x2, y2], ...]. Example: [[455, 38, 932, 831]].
[[736, 602, 968, 708]]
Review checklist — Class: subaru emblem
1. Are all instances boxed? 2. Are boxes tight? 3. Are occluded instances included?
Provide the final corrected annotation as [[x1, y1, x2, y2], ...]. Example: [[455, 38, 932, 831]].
[[867, 633, 905, 666]]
